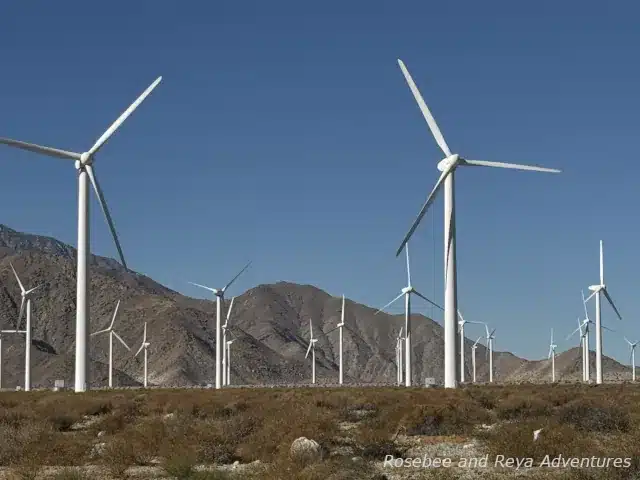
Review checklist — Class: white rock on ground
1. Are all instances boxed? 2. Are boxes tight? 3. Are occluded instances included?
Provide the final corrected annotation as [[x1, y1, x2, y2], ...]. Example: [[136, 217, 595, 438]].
[[290, 437, 322, 465]]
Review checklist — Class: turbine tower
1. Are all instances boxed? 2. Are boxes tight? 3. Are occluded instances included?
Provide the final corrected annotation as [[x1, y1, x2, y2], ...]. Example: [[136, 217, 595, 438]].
[[221, 297, 236, 386], [305, 320, 318, 384], [226, 333, 236, 385], [567, 318, 588, 382], [624, 337, 639, 382], [1, 263, 43, 391], [471, 336, 482, 383], [580, 290, 591, 381], [90, 300, 130, 388], [134, 322, 150, 388], [393, 59, 561, 388], [190, 261, 251, 389], [0, 77, 162, 392], [584, 241, 622, 384], [548, 328, 557, 383], [375, 244, 441, 387], [485, 325, 496, 383], [396, 327, 404, 385], [457, 313, 482, 383]]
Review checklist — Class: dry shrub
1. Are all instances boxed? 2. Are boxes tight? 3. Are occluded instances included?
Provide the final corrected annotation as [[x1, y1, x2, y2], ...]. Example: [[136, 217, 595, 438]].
[[101, 435, 137, 478], [483, 419, 596, 462], [162, 446, 198, 479], [496, 395, 552, 420], [126, 416, 166, 465], [557, 399, 630, 433], [402, 400, 491, 436], [51, 468, 90, 480]]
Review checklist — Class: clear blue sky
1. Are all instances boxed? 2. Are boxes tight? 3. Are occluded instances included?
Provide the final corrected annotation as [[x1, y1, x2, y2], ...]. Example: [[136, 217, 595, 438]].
[[1, 1, 638, 365]]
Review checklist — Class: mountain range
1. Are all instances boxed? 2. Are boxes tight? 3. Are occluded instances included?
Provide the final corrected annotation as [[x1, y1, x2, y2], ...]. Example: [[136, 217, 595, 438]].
[[0, 224, 631, 389]]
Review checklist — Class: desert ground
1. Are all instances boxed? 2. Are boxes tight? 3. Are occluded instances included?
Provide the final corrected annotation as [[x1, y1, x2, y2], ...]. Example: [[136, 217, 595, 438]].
[[0, 383, 638, 479]]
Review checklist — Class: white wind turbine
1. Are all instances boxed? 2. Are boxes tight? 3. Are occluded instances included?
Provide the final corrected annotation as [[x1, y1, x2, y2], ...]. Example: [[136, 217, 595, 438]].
[[624, 337, 639, 382], [134, 322, 150, 388], [0, 77, 162, 392], [484, 325, 496, 383], [457, 313, 483, 383], [584, 240, 622, 384], [471, 336, 482, 383], [567, 318, 588, 382], [305, 320, 318, 385], [325, 295, 346, 385], [548, 328, 557, 383], [375, 244, 442, 387], [394, 59, 561, 388], [221, 297, 236, 386], [90, 300, 130, 388], [226, 333, 237, 385], [190, 261, 251, 389], [396, 327, 404, 385], [1, 263, 43, 391]]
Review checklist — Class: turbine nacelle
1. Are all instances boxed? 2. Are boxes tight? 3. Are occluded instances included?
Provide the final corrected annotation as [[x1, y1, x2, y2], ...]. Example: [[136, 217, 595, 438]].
[[588, 285, 602, 292], [401, 286, 413, 295], [437, 154, 460, 172]]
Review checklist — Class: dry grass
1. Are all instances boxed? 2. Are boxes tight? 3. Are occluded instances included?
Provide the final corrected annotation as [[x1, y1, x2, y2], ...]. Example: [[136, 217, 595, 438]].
[[0, 384, 638, 478]]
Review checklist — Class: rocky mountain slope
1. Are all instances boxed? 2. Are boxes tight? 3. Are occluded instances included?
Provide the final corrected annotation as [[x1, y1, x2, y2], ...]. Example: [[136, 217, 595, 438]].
[[0, 224, 631, 389]]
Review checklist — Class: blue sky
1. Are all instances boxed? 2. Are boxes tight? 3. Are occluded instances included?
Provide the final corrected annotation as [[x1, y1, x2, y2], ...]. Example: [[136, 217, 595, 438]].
[[0, 0, 638, 365]]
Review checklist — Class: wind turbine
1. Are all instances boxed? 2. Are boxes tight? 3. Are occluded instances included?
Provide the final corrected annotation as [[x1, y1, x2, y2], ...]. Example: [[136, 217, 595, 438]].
[[0, 77, 162, 392], [471, 336, 482, 383], [221, 297, 236, 386], [1, 263, 42, 391], [548, 328, 557, 383], [134, 322, 150, 388], [584, 240, 622, 384], [624, 337, 639, 382], [190, 261, 251, 389], [90, 300, 130, 388], [325, 295, 346, 385], [484, 325, 496, 383], [580, 290, 591, 381], [226, 333, 237, 386], [375, 244, 442, 387], [457, 313, 483, 383], [393, 59, 561, 388], [305, 320, 318, 384], [396, 327, 404, 385], [567, 318, 588, 382]]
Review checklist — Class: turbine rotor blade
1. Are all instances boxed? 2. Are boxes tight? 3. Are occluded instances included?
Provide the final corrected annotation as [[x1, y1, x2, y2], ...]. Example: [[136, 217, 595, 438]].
[[10, 263, 26, 293], [602, 289, 622, 320], [0, 137, 81, 161], [305, 341, 313, 359], [88, 76, 162, 156], [584, 290, 598, 303], [113, 331, 131, 350], [225, 297, 236, 325], [599, 240, 604, 285], [85, 165, 127, 269], [17, 297, 25, 329], [222, 261, 252, 293], [189, 282, 216, 293], [412, 289, 444, 311], [91, 329, 109, 336], [462, 159, 561, 173], [109, 300, 121, 330], [405, 244, 411, 286], [375, 292, 405, 315], [396, 59, 452, 156], [395, 162, 455, 257]]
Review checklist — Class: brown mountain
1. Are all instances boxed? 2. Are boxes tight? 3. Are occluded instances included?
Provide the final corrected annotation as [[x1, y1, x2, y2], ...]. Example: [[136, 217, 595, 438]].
[[0, 224, 631, 389]]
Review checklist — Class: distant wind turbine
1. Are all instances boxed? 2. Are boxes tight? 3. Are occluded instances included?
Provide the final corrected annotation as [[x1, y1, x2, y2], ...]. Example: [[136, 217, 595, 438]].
[[375, 244, 442, 387], [584, 241, 622, 384], [396, 327, 404, 385], [457, 312, 483, 383], [226, 333, 237, 385], [393, 59, 561, 388], [0, 77, 162, 392], [325, 295, 346, 385], [485, 325, 496, 383], [134, 322, 151, 388], [221, 297, 236, 386], [1, 263, 43, 391], [190, 261, 251, 389], [305, 320, 318, 384], [548, 328, 557, 383], [471, 336, 482, 383], [90, 300, 130, 388], [624, 337, 639, 382]]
